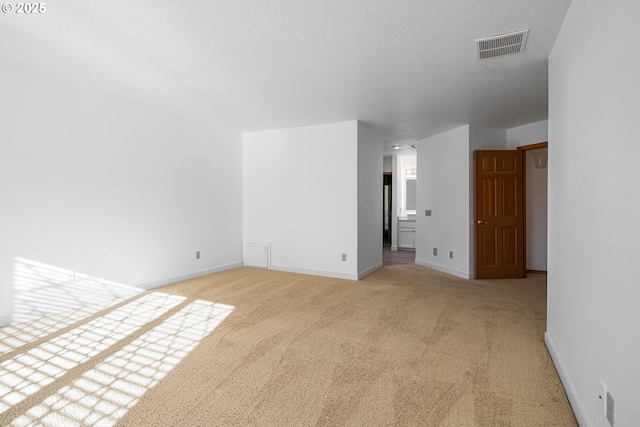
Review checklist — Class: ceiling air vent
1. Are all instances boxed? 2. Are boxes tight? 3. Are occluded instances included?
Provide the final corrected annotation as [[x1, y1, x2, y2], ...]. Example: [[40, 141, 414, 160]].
[[476, 30, 529, 60]]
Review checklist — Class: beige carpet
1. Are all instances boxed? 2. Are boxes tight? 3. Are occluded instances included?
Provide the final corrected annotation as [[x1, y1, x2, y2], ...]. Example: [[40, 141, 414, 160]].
[[0, 265, 577, 426]]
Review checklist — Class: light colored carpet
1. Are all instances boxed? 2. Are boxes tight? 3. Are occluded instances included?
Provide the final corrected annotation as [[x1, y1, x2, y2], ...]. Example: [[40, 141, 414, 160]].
[[0, 265, 577, 426]]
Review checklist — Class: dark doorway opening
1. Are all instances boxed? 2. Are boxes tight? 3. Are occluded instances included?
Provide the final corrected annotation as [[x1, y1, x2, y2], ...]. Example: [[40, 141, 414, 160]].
[[383, 173, 392, 247]]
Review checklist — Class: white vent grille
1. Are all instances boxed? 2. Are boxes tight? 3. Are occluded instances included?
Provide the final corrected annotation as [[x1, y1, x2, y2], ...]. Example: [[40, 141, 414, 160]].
[[476, 30, 529, 60]]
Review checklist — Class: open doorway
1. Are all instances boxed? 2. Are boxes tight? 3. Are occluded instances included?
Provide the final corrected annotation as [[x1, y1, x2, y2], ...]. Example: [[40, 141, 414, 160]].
[[473, 142, 547, 279], [519, 142, 548, 274], [383, 173, 392, 247]]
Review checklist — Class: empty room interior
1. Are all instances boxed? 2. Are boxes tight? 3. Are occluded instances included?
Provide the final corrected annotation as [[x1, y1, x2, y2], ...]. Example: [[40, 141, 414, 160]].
[[1, 1, 639, 426]]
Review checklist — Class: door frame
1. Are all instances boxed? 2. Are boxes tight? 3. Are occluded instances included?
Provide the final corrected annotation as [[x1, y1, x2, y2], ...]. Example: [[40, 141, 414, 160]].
[[516, 141, 548, 277], [473, 143, 548, 279]]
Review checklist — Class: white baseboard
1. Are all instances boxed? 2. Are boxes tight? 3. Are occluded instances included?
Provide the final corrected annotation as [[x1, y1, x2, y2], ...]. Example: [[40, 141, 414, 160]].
[[391, 245, 398, 251], [270, 264, 358, 281], [545, 332, 589, 427], [415, 259, 472, 279], [358, 262, 383, 280], [139, 262, 244, 290]]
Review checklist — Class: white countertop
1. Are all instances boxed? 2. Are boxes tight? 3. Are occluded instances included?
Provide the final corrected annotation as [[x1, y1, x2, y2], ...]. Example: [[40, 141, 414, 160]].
[[398, 217, 416, 222]]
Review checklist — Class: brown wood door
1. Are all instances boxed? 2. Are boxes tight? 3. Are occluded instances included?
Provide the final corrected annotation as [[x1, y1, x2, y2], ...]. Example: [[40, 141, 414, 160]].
[[474, 150, 525, 279]]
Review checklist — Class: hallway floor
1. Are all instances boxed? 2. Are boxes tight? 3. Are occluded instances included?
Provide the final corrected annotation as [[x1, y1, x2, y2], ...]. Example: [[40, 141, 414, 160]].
[[383, 247, 415, 266]]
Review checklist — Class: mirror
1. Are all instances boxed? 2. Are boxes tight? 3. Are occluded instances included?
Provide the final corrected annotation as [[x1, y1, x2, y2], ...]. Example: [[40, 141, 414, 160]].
[[405, 179, 416, 211]]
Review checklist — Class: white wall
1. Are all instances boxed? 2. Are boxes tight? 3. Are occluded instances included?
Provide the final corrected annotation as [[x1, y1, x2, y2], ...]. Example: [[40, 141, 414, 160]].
[[547, 1, 640, 426], [243, 121, 359, 280], [415, 126, 471, 278], [506, 120, 548, 150], [383, 156, 392, 173], [357, 122, 383, 278], [0, 64, 243, 325], [415, 125, 506, 279]]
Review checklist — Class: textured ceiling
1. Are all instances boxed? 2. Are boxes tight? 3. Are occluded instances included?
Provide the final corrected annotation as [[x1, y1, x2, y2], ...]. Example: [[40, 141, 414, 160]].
[[0, 0, 571, 150]]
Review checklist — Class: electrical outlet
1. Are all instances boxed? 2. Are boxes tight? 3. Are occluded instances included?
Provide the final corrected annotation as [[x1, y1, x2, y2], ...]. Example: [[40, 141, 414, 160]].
[[342, 253, 347, 262], [599, 381, 614, 426], [449, 251, 453, 258], [196, 251, 201, 260], [433, 248, 437, 256], [606, 391, 614, 426], [600, 381, 607, 414]]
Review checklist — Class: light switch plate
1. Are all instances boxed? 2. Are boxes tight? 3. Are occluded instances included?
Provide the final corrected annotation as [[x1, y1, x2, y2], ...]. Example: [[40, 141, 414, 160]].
[[425, 210, 431, 216]]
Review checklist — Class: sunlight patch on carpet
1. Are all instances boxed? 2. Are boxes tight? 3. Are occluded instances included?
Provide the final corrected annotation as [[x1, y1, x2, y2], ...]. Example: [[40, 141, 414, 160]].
[[0, 297, 136, 357], [0, 293, 185, 415], [11, 300, 233, 427]]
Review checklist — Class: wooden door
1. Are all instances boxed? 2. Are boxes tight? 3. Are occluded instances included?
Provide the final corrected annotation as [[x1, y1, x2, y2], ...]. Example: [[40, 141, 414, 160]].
[[474, 150, 525, 279]]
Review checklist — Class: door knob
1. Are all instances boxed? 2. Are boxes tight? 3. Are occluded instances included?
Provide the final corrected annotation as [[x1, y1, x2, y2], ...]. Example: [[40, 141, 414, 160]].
[[476, 220, 487, 224]]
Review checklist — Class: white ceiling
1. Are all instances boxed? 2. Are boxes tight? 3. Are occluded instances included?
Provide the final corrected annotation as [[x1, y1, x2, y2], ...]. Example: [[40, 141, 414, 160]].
[[1, 0, 571, 151]]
